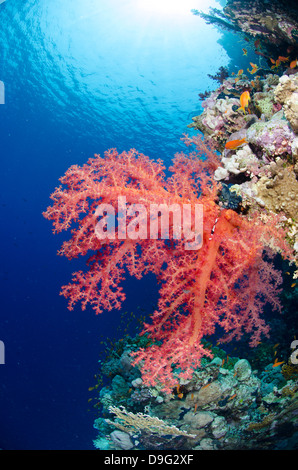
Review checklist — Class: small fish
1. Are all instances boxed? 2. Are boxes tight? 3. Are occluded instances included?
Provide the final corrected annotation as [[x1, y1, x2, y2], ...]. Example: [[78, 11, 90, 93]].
[[221, 358, 225, 366], [251, 80, 255, 87], [238, 69, 244, 75], [272, 361, 285, 368], [191, 393, 194, 400], [290, 59, 297, 69], [238, 90, 250, 112], [228, 393, 237, 401], [242, 48, 247, 56], [225, 138, 247, 150], [250, 62, 258, 69], [178, 393, 183, 399], [201, 383, 211, 390], [254, 39, 260, 49], [194, 403, 198, 413], [244, 37, 250, 42], [247, 65, 258, 74], [275, 59, 281, 67], [231, 72, 235, 76], [254, 51, 266, 57], [291, 282, 296, 288], [273, 343, 279, 349], [270, 58, 276, 64], [278, 56, 289, 62], [88, 386, 95, 391]]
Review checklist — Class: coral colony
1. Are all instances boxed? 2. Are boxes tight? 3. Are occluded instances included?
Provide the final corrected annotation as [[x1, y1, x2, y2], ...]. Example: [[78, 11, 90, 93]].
[[43, 145, 293, 392], [44, 0, 298, 451]]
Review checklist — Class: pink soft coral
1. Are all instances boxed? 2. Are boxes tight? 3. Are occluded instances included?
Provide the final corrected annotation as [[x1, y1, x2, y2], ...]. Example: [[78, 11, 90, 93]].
[[43, 142, 292, 393]]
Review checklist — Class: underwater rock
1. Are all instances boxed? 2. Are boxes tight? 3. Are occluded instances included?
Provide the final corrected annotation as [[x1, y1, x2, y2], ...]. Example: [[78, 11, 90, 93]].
[[217, 145, 260, 181], [223, 0, 298, 45], [183, 410, 214, 430], [93, 343, 298, 450], [234, 359, 252, 382], [110, 430, 134, 450], [274, 73, 298, 133], [255, 165, 298, 219], [210, 416, 228, 439], [246, 118, 295, 158], [195, 437, 217, 450]]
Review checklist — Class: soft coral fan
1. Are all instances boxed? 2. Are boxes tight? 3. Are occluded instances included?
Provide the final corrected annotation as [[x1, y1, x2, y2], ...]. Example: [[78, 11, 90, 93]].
[[43, 144, 292, 393]]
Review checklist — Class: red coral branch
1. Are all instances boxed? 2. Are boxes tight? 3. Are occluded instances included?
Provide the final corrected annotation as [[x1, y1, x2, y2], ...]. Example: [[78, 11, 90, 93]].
[[43, 146, 293, 393]]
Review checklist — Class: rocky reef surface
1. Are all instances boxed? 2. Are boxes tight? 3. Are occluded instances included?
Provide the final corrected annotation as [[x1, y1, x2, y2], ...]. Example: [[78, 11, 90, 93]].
[[92, 338, 298, 450], [189, 69, 298, 273], [91, 2, 298, 451]]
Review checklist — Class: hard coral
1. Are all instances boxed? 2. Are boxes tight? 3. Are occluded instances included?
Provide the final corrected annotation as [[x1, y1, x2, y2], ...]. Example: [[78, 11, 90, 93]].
[[274, 74, 298, 133]]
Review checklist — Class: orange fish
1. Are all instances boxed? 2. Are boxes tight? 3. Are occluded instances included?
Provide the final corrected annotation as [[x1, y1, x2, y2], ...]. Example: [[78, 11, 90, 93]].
[[178, 393, 183, 399], [238, 90, 250, 112], [275, 59, 281, 67], [291, 282, 296, 288], [238, 69, 244, 75], [272, 361, 285, 368], [290, 59, 297, 69], [201, 383, 211, 390], [229, 393, 237, 401], [278, 56, 289, 62], [250, 62, 258, 69], [247, 66, 258, 74], [270, 58, 276, 64], [225, 138, 247, 150], [194, 403, 198, 413]]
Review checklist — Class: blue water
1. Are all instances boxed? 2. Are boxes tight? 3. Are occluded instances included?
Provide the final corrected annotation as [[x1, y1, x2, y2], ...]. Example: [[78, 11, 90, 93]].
[[0, 0, 231, 449]]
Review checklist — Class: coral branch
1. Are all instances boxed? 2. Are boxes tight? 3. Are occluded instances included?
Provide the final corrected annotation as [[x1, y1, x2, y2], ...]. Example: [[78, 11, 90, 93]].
[[43, 144, 293, 392]]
